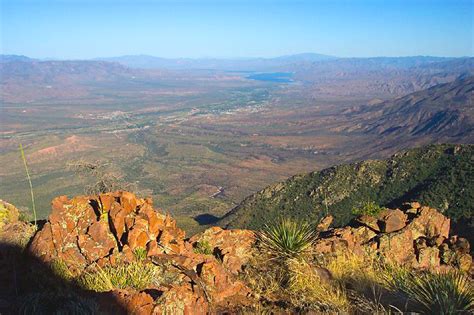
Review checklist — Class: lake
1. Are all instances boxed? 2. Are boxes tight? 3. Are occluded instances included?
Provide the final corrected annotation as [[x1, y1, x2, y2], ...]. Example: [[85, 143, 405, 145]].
[[246, 72, 294, 83]]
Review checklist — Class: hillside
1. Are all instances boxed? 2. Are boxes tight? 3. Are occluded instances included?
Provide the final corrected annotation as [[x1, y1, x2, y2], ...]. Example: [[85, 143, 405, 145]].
[[344, 76, 474, 141], [219, 144, 474, 231]]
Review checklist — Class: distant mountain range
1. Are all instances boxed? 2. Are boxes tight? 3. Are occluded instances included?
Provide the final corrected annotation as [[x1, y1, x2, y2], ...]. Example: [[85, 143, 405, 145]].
[[344, 76, 474, 142], [95, 52, 337, 70], [219, 144, 474, 235]]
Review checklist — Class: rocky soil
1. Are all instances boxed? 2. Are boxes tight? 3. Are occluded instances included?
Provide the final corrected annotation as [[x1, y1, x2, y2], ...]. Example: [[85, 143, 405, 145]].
[[0, 191, 472, 314]]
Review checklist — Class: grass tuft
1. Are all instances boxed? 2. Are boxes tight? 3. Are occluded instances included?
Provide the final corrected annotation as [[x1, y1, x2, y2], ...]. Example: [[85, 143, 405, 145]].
[[286, 258, 349, 312], [77, 261, 160, 292]]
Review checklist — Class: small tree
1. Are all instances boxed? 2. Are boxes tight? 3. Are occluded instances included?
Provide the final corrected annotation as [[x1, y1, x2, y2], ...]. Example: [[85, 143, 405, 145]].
[[67, 160, 134, 195]]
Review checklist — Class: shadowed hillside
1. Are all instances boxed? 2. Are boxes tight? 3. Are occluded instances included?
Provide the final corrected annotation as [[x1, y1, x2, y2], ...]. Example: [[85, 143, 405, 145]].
[[219, 144, 474, 233]]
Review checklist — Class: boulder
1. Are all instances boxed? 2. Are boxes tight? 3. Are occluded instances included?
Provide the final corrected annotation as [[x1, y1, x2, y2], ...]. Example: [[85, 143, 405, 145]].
[[356, 215, 380, 232], [378, 209, 407, 233]]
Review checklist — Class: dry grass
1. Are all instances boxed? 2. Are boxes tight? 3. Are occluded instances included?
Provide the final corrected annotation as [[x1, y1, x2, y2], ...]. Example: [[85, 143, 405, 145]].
[[76, 261, 161, 292], [286, 258, 350, 312]]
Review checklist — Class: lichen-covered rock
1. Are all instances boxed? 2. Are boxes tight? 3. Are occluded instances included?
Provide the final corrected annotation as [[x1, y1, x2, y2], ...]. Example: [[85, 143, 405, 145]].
[[0, 199, 20, 230], [189, 226, 255, 274], [314, 203, 471, 271], [29, 191, 188, 272]]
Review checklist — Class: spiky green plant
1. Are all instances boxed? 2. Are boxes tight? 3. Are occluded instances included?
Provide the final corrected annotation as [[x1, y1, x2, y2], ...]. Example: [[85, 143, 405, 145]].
[[19, 143, 37, 227], [258, 218, 317, 259], [389, 270, 474, 314]]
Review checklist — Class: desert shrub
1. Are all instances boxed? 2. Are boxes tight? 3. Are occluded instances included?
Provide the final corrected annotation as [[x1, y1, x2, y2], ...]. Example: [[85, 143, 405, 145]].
[[67, 160, 135, 195], [77, 261, 160, 292], [193, 240, 213, 255], [18, 292, 98, 315], [258, 218, 317, 259], [388, 269, 474, 314], [352, 200, 384, 217]]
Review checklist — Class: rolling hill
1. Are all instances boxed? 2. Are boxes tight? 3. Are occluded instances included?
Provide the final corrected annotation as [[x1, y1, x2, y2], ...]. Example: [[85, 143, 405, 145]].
[[219, 144, 474, 233]]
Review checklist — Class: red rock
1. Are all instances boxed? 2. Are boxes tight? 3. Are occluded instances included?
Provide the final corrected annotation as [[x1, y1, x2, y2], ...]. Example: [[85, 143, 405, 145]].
[[189, 227, 255, 274], [316, 215, 333, 232], [127, 229, 149, 251], [120, 191, 138, 212], [154, 284, 208, 314], [377, 228, 416, 265], [378, 209, 407, 233], [127, 291, 154, 315], [109, 201, 128, 242], [356, 215, 380, 232], [407, 207, 450, 239]]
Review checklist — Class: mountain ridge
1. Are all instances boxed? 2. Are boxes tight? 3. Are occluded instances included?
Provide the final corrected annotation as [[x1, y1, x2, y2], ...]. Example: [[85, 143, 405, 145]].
[[219, 144, 474, 234]]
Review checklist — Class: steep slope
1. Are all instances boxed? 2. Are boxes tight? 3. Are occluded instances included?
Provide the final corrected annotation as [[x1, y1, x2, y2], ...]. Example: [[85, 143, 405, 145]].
[[344, 76, 474, 141], [219, 144, 474, 231]]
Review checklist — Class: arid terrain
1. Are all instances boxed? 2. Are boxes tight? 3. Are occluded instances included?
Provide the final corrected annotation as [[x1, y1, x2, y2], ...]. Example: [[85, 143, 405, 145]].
[[1, 55, 473, 233]]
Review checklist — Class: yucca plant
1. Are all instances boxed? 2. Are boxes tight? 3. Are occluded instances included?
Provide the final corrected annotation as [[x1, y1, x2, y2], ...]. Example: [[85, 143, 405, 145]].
[[258, 217, 317, 259], [389, 269, 474, 314]]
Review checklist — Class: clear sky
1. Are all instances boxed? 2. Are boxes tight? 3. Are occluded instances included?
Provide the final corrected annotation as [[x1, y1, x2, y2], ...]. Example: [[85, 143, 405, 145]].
[[1, 0, 472, 59]]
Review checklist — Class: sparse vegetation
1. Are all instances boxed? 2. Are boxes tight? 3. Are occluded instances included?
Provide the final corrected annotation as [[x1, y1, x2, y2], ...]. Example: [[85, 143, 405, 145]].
[[77, 261, 161, 292], [67, 160, 134, 195], [388, 269, 474, 314], [351, 200, 384, 217], [133, 247, 148, 261], [193, 240, 213, 255]]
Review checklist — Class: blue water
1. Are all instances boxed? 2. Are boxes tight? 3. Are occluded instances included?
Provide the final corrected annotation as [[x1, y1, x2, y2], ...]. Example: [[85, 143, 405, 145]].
[[246, 72, 293, 83]]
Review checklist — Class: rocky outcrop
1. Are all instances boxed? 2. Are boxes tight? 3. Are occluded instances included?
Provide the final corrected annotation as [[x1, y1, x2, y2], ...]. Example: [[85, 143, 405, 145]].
[[27, 191, 255, 313], [29, 192, 186, 273], [4, 192, 472, 314], [314, 202, 472, 271]]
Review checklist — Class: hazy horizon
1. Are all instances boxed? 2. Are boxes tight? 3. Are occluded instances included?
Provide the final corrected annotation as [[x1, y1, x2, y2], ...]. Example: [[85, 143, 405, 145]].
[[1, 0, 472, 60]]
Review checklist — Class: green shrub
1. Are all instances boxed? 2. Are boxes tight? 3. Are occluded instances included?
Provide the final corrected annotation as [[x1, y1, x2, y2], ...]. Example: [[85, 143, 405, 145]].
[[193, 240, 213, 255], [352, 201, 384, 217], [258, 218, 317, 259], [389, 269, 474, 314]]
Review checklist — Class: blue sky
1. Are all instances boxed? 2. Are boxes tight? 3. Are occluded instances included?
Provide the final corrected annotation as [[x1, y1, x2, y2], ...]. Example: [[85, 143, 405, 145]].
[[1, 0, 472, 59]]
